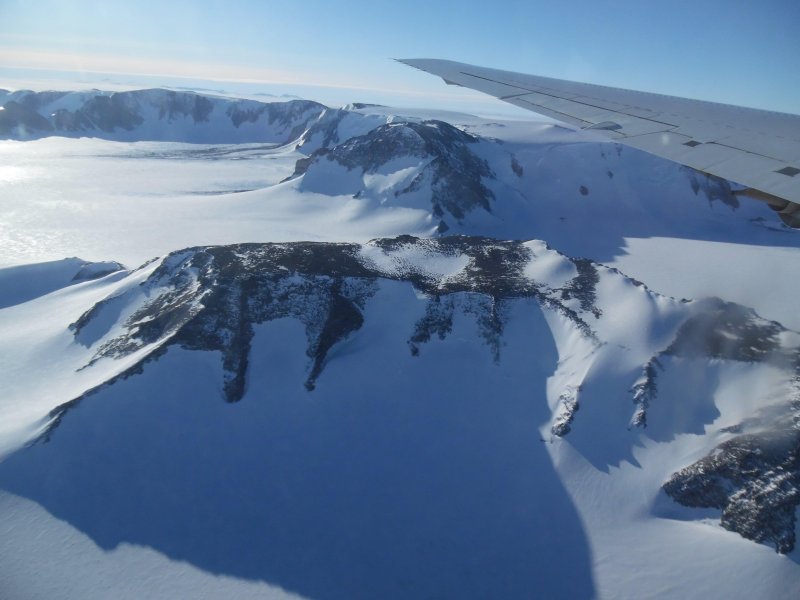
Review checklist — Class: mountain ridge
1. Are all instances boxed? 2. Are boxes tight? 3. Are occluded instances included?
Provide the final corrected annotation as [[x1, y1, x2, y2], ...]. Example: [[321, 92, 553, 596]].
[[20, 235, 799, 554]]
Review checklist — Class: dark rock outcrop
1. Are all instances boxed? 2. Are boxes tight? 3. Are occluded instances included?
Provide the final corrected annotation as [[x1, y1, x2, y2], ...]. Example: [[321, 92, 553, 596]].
[[664, 405, 800, 553]]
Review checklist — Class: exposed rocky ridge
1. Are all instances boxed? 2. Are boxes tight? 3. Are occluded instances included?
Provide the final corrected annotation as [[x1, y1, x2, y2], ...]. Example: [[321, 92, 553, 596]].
[[68, 237, 601, 406], [551, 385, 584, 437], [0, 89, 326, 143], [290, 120, 496, 225]]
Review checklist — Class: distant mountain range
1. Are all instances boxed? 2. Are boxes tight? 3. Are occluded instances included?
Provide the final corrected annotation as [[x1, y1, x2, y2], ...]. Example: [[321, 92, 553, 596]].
[[0, 88, 326, 143]]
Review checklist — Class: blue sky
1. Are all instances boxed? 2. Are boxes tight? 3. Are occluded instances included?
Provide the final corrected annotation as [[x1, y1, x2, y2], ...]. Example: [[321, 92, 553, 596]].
[[1, 0, 798, 115]]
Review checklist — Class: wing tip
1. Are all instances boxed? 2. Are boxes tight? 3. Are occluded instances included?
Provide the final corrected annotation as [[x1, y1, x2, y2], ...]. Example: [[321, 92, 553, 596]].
[[396, 59, 467, 88], [395, 58, 425, 69]]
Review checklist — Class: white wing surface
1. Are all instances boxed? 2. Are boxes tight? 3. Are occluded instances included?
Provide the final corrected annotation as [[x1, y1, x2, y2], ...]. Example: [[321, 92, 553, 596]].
[[400, 58, 800, 225]]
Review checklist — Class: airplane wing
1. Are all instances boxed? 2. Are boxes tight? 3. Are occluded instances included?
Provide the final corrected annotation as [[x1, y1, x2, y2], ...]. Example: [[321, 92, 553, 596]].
[[399, 58, 800, 226]]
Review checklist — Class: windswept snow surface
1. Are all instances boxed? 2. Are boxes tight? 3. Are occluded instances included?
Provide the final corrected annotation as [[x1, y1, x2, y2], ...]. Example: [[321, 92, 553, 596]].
[[1, 92, 800, 599]]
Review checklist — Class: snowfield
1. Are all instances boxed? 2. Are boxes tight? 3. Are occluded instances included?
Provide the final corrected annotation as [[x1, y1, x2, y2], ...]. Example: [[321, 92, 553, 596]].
[[1, 90, 799, 599]]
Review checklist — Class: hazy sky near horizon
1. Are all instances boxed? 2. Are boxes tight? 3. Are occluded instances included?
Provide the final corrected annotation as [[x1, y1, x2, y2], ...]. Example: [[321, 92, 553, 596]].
[[1, 0, 798, 115]]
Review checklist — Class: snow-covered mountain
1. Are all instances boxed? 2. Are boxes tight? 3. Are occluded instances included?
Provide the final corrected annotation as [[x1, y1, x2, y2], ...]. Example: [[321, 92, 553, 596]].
[[17, 237, 800, 553], [291, 120, 495, 232], [0, 89, 328, 143], [1, 89, 799, 599]]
